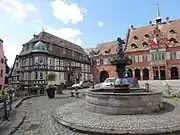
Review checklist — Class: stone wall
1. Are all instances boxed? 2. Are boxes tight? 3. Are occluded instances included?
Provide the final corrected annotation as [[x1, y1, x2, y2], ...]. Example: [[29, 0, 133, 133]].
[[86, 90, 163, 115]]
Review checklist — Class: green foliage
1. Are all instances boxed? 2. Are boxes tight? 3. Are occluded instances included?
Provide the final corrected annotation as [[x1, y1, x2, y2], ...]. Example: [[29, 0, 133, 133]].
[[0, 86, 10, 100], [45, 72, 56, 82], [45, 72, 57, 89]]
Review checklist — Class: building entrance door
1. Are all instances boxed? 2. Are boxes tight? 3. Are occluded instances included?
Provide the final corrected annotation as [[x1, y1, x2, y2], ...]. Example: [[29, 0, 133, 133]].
[[100, 71, 109, 82], [160, 70, 166, 80]]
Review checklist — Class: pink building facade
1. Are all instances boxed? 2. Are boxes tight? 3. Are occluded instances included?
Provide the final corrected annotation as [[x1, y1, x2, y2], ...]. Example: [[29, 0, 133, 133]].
[[0, 39, 5, 90]]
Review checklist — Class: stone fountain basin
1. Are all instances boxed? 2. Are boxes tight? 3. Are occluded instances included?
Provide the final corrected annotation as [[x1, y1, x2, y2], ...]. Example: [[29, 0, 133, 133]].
[[85, 88, 163, 115]]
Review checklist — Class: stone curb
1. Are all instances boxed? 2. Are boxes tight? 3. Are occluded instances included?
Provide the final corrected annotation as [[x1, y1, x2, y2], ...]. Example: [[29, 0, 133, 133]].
[[6, 112, 26, 135], [0, 94, 45, 135], [51, 103, 180, 135], [52, 112, 180, 135]]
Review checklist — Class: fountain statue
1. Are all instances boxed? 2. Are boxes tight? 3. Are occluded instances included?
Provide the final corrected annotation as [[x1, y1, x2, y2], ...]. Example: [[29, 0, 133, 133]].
[[110, 37, 132, 78], [110, 37, 133, 92]]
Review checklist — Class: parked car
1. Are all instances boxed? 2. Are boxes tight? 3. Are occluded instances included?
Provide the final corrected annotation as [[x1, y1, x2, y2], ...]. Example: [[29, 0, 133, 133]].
[[102, 77, 140, 89], [101, 77, 116, 88], [72, 80, 91, 89], [114, 77, 140, 89]]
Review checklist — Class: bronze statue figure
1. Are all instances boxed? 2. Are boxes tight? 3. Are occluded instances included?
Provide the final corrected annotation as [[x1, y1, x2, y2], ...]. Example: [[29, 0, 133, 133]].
[[117, 37, 125, 58]]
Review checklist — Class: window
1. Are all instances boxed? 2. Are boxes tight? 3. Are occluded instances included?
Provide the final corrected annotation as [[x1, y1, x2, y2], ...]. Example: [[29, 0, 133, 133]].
[[131, 43, 138, 49], [0, 85, 2, 90], [142, 42, 148, 47], [130, 56, 135, 62], [35, 72, 38, 79], [170, 52, 176, 59], [144, 34, 150, 38], [35, 57, 38, 65], [169, 38, 178, 43], [1, 58, 4, 64], [169, 29, 175, 34], [60, 60, 63, 66], [133, 36, 138, 40], [155, 53, 158, 60], [142, 55, 148, 61], [151, 53, 158, 60], [39, 57, 43, 64], [96, 59, 100, 65], [161, 52, 165, 60], [40, 72, 43, 79], [100, 59, 103, 65], [0, 70, 3, 77], [151, 54, 155, 60]]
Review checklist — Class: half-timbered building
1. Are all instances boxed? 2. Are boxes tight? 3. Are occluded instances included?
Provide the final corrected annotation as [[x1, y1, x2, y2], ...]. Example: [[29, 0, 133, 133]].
[[9, 31, 91, 87]]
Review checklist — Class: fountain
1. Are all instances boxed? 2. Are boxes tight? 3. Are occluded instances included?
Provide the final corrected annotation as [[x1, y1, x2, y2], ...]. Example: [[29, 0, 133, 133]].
[[52, 37, 180, 135], [85, 37, 163, 115]]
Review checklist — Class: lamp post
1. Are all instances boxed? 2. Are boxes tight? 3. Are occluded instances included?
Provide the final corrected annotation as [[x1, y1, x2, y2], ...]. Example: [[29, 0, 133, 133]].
[[157, 40, 161, 80], [92, 58, 95, 89], [89, 53, 95, 89]]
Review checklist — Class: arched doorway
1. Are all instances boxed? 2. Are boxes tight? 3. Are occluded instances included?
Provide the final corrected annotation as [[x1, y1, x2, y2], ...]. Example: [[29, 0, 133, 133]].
[[171, 67, 179, 79], [135, 69, 141, 80], [128, 69, 133, 77], [100, 71, 109, 82], [143, 68, 149, 80]]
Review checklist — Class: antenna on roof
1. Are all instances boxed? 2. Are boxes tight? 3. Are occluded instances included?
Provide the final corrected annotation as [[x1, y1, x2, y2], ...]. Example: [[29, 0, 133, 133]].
[[156, 4, 162, 24]]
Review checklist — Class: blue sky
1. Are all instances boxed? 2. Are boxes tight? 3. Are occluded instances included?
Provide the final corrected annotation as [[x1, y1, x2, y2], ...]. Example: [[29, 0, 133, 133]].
[[0, 0, 180, 66]]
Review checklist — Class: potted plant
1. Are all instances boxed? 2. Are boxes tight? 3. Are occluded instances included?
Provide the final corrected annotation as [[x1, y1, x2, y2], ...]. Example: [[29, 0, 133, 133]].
[[45, 72, 57, 98], [0, 86, 10, 120]]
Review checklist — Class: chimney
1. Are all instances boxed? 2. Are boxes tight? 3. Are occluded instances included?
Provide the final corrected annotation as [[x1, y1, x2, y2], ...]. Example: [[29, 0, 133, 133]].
[[33, 34, 39, 39], [131, 25, 134, 29], [166, 17, 169, 22]]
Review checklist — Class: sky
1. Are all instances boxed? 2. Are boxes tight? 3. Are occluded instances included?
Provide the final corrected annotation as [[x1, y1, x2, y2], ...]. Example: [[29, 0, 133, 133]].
[[1, 0, 180, 67]]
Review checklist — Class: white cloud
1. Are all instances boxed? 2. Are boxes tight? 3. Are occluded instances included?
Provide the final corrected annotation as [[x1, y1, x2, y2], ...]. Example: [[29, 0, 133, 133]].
[[0, 0, 38, 23], [98, 22, 104, 27], [45, 27, 82, 45], [51, 0, 87, 24], [3, 42, 22, 67]]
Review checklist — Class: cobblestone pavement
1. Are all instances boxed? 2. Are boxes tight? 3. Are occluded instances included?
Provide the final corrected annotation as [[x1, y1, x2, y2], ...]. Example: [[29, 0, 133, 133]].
[[53, 98, 180, 135], [13, 93, 87, 135]]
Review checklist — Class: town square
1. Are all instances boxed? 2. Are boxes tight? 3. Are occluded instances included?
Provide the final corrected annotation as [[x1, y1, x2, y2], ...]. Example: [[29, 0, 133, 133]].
[[1, 0, 180, 135]]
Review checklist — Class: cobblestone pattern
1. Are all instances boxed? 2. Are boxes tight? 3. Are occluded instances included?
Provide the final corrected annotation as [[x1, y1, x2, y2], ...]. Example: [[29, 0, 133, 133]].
[[13, 94, 87, 135], [54, 98, 180, 134]]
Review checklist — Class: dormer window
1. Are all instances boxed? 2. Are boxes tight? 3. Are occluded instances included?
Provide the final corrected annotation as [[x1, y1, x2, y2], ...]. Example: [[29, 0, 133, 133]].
[[169, 29, 175, 34], [133, 36, 138, 40], [144, 34, 150, 38], [169, 38, 178, 43], [105, 48, 111, 54], [142, 42, 148, 47], [131, 43, 138, 49]]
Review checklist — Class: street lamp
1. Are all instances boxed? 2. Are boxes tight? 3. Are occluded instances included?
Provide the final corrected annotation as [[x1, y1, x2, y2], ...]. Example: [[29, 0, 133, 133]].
[[89, 53, 95, 89]]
